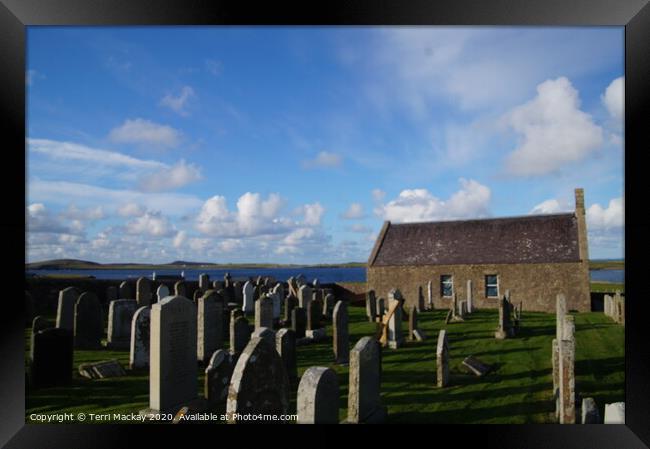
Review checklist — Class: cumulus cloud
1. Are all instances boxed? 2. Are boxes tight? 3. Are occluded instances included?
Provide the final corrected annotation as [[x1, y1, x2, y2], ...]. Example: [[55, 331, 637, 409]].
[[125, 211, 174, 237], [172, 230, 187, 248], [27, 203, 70, 234], [118, 202, 146, 217], [602, 76, 624, 121], [529, 199, 572, 215], [341, 203, 365, 219], [504, 77, 604, 176], [302, 203, 325, 226], [109, 118, 181, 148], [302, 151, 343, 169], [60, 204, 106, 222], [587, 197, 624, 229], [160, 86, 195, 116], [375, 178, 491, 223], [139, 159, 202, 192]]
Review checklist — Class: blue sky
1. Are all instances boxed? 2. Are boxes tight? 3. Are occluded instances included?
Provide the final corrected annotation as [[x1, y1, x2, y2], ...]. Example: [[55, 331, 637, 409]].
[[26, 27, 624, 264]]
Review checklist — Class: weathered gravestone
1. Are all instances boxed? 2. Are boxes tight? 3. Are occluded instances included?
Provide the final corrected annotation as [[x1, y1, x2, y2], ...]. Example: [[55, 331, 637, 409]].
[[119, 281, 132, 299], [494, 295, 513, 339], [466, 279, 473, 313], [558, 314, 576, 424], [56, 287, 79, 331], [156, 284, 170, 303], [427, 281, 433, 310], [230, 316, 251, 358], [276, 328, 297, 386], [323, 292, 336, 319], [144, 295, 197, 415], [197, 291, 224, 365], [106, 285, 118, 302], [604, 402, 625, 424], [174, 281, 187, 297], [74, 292, 103, 349], [581, 397, 600, 424], [346, 336, 386, 424], [436, 330, 450, 388], [255, 295, 274, 330], [226, 337, 290, 423], [366, 290, 377, 323], [298, 284, 312, 309], [271, 284, 284, 320], [79, 360, 127, 379], [242, 281, 254, 314], [292, 307, 307, 338], [32, 316, 50, 334], [552, 293, 566, 420], [297, 367, 340, 424], [205, 349, 234, 412], [30, 328, 73, 388], [192, 289, 201, 304], [408, 306, 418, 341], [199, 273, 210, 292], [107, 299, 138, 349], [233, 281, 243, 304], [306, 298, 322, 331], [283, 294, 298, 324], [136, 277, 152, 307], [251, 327, 276, 348], [130, 306, 151, 369], [462, 356, 492, 377], [333, 300, 349, 364], [387, 289, 404, 349]]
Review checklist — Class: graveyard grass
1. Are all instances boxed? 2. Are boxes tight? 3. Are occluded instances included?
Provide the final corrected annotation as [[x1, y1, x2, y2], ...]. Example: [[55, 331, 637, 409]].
[[25, 305, 624, 424]]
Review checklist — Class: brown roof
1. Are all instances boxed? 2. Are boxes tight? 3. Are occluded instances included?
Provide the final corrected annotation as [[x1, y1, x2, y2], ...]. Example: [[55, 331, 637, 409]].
[[369, 213, 581, 266]]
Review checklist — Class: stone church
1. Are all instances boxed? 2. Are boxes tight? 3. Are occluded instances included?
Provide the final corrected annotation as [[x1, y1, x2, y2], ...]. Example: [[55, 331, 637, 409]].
[[366, 189, 590, 313]]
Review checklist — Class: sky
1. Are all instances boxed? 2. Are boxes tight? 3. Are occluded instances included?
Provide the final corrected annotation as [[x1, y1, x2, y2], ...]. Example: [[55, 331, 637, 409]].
[[26, 26, 625, 264]]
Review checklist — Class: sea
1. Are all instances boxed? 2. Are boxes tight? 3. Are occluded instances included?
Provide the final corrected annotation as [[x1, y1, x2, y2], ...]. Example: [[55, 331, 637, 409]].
[[25, 267, 625, 284]]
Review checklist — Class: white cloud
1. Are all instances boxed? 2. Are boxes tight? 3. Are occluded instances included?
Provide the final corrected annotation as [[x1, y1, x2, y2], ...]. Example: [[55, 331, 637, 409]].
[[348, 223, 372, 233], [529, 199, 571, 215], [28, 138, 166, 170], [587, 197, 624, 229], [60, 204, 106, 222], [602, 76, 624, 121], [302, 151, 343, 169], [27, 203, 69, 234], [173, 230, 187, 248], [341, 203, 365, 219], [188, 237, 211, 252], [160, 86, 195, 116], [118, 202, 146, 217], [372, 189, 386, 202], [375, 178, 491, 223], [302, 202, 325, 226], [504, 77, 604, 176], [125, 211, 174, 237], [139, 159, 202, 192], [219, 239, 243, 253], [109, 118, 181, 148]]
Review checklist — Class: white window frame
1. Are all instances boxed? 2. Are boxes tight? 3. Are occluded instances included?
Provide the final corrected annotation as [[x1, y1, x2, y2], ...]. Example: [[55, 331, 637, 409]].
[[440, 275, 453, 298], [485, 274, 499, 298]]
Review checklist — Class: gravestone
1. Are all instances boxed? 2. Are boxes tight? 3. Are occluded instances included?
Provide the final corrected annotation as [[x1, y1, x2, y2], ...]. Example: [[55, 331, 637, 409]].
[[271, 284, 284, 320], [466, 279, 473, 313], [199, 273, 210, 292], [558, 315, 576, 424], [129, 306, 151, 369], [193, 289, 201, 304], [74, 292, 103, 349], [242, 281, 254, 314], [107, 299, 138, 349], [146, 295, 197, 414], [581, 397, 600, 424], [226, 337, 290, 422], [136, 277, 152, 307], [251, 327, 275, 348], [292, 307, 307, 338], [297, 367, 340, 424], [346, 336, 386, 424], [377, 297, 385, 319], [32, 316, 49, 334], [604, 402, 625, 424], [427, 281, 433, 310], [174, 280, 186, 297], [283, 294, 298, 324], [119, 281, 132, 299], [56, 287, 79, 331], [254, 295, 274, 330], [553, 293, 567, 420], [276, 328, 297, 386], [417, 286, 425, 312], [494, 295, 513, 339], [408, 306, 418, 341], [106, 285, 118, 303], [298, 284, 312, 309], [323, 292, 336, 318], [233, 281, 243, 304], [462, 356, 492, 376], [436, 330, 450, 387], [230, 316, 251, 357], [306, 298, 322, 331], [79, 360, 126, 379], [205, 349, 234, 412], [197, 291, 224, 365], [387, 289, 404, 349], [30, 328, 73, 388], [156, 284, 170, 303], [366, 290, 377, 323], [333, 300, 349, 364]]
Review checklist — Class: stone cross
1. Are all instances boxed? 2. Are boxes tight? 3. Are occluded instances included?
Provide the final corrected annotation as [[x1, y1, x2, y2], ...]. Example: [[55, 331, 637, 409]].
[[297, 367, 339, 424], [346, 336, 386, 424], [226, 337, 290, 423], [129, 306, 151, 369], [56, 287, 79, 331], [436, 329, 450, 387], [74, 292, 103, 349], [333, 300, 349, 364], [146, 295, 197, 414]]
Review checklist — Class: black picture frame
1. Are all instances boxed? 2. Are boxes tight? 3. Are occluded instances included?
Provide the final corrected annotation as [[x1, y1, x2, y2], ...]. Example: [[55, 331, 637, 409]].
[[3, 0, 649, 447]]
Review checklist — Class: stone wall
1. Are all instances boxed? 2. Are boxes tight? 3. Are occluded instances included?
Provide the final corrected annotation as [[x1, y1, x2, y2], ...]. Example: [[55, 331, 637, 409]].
[[367, 261, 590, 313]]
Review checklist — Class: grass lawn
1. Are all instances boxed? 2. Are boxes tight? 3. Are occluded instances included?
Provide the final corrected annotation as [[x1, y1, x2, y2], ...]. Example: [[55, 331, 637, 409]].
[[590, 282, 624, 293], [25, 303, 624, 424]]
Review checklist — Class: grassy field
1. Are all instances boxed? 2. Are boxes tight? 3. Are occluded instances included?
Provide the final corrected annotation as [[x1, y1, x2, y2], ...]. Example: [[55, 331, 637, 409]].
[[25, 304, 624, 424], [590, 282, 624, 293]]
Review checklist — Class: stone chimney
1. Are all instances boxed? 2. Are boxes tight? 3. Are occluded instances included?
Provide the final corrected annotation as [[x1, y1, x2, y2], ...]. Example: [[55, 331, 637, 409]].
[[575, 188, 589, 262]]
